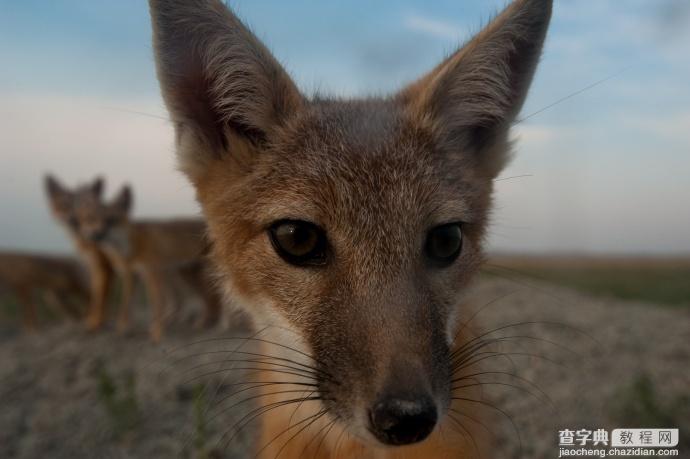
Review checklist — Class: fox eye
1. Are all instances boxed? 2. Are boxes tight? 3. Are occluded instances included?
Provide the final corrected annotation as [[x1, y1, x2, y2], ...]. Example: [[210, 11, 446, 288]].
[[269, 220, 328, 266], [425, 223, 463, 267]]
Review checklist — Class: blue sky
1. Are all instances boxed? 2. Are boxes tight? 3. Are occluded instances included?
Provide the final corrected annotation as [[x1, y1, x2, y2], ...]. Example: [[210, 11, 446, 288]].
[[1, 0, 689, 255]]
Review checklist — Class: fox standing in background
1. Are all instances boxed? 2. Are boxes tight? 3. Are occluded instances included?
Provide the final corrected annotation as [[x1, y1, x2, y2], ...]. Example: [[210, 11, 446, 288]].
[[0, 251, 87, 330], [150, 0, 551, 457], [45, 176, 115, 332], [61, 184, 222, 342]]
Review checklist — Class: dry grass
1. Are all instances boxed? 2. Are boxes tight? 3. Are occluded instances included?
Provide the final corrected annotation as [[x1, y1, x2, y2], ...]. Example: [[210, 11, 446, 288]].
[[485, 255, 690, 306]]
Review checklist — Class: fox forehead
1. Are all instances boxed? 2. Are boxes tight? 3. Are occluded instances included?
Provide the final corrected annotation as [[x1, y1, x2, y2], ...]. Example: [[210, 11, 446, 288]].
[[220, 99, 491, 230]]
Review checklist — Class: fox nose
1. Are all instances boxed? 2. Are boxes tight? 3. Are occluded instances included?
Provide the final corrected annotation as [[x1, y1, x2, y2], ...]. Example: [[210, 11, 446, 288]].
[[90, 229, 107, 242], [369, 395, 438, 446]]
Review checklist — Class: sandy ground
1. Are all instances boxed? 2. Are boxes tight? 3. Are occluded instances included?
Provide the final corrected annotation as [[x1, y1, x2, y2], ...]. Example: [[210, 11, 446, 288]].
[[0, 277, 688, 459]]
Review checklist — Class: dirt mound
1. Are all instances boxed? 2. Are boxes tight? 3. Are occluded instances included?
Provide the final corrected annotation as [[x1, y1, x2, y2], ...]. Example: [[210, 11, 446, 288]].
[[0, 277, 688, 458]]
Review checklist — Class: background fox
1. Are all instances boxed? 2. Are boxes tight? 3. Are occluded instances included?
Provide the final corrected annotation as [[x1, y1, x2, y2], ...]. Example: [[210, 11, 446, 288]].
[[0, 251, 87, 330], [62, 184, 222, 342], [150, 0, 551, 456], [45, 175, 115, 332]]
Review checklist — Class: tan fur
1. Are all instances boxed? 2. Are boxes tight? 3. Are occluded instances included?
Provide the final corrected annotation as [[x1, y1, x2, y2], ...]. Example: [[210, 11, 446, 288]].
[[0, 251, 87, 330], [101, 217, 220, 342], [253, 367, 485, 459], [150, 0, 552, 456]]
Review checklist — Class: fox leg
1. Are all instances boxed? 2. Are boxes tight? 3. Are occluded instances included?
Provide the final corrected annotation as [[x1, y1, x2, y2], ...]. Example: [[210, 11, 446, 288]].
[[85, 252, 112, 331], [141, 268, 166, 342], [161, 271, 183, 326], [115, 264, 134, 333]]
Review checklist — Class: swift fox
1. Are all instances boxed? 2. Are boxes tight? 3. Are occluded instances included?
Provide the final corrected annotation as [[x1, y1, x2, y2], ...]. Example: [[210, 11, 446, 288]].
[[64, 184, 222, 342], [0, 251, 87, 330], [150, 0, 551, 456], [45, 175, 115, 331]]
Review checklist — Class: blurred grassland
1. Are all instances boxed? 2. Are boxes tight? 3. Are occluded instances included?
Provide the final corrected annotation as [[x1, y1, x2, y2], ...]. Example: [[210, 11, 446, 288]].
[[486, 256, 690, 307], [0, 293, 61, 324], [2, 257, 689, 325]]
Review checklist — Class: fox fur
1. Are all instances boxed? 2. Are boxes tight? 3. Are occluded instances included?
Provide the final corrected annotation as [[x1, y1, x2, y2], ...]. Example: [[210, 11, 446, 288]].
[[150, 0, 552, 456]]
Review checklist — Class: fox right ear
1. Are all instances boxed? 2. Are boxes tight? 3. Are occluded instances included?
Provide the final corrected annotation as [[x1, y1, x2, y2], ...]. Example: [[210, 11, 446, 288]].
[[91, 176, 105, 198], [149, 0, 303, 180], [112, 185, 133, 215], [400, 0, 552, 177]]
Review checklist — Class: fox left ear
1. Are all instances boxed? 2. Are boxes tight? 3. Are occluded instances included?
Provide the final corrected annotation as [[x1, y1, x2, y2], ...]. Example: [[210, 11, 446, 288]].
[[113, 185, 133, 215], [44, 174, 67, 199], [401, 0, 552, 177], [149, 0, 303, 181]]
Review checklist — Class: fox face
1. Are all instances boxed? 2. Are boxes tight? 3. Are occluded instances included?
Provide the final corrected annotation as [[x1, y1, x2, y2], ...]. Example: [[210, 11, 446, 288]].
[[151, 0, 551, 448], [45, 175, 105, 240], [45, 175, 132, 246]]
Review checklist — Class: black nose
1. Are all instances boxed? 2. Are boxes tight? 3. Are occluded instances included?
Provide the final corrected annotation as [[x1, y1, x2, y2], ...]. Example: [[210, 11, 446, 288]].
[[369, 395, 438, 446]]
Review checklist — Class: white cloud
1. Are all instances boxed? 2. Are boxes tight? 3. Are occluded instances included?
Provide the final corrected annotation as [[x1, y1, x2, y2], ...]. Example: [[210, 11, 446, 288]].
[[0, 92, 198, 253], [623, 112, 690, 146], [511, 124, 573, 147], [403, 13, 463, 41], [490, 117, 690, 255]]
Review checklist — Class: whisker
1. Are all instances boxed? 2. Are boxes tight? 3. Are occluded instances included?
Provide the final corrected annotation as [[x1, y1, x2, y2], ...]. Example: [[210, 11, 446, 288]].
[[183, 381, 323, 447], [493, 174, 533, 182], [332, 425, 349, 459], [453, 350, 568, 374], [452, 320, 598, 359], [176, 343, 326, 451], [451, 381, 554, 412], [166, 349, 330, 378], [98, 105, 171, 121], [176, 358, 323, 381], [210, 388, 323, 426], [178, 366, 319, 387], [451, 290, 521, 348], [515, 66, 632, 123], [164, 335, 323, 368], [207, 382, 316, 417], [446, 412, 480, 459], [452, 332, 584, 371], [451, 397, 523, 457], [300, 416, 335, 458], [452, 370, 558, 414], [481, 265, 572, 306], [448, 408, 496, 442], [159, 325, 271, 375], [287, 390, 319, 429], [312, 418, 338, 459], [217, 396, 325, 452], [266, 409, 329, 459]]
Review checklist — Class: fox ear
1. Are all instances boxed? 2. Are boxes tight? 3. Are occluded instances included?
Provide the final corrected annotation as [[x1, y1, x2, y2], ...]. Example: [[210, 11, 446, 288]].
[[113, 185, 133, 215], [91, 176, 105, 198], [44, 174, 67, 199], [149, 0, 303, 179], [401, 0, 552, 177]]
